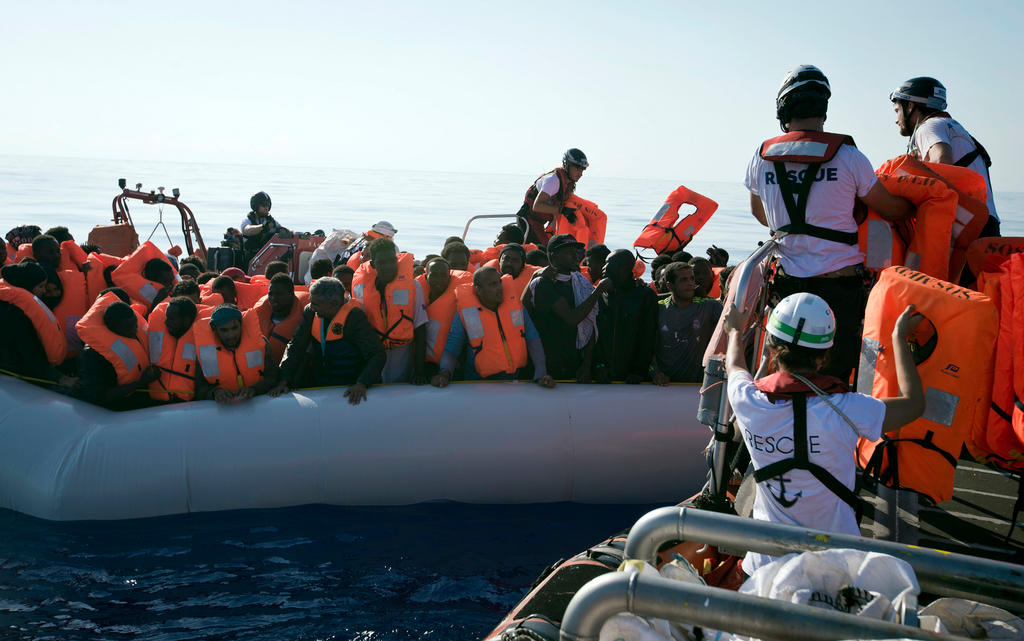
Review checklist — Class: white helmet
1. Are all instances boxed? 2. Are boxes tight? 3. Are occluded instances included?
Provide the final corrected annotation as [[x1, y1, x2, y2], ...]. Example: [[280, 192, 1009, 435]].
[[766, 293, 835, 349]]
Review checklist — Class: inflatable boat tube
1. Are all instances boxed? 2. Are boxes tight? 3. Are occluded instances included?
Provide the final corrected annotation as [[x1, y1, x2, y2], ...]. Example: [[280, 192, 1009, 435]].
[[0, 377, 709, 521]]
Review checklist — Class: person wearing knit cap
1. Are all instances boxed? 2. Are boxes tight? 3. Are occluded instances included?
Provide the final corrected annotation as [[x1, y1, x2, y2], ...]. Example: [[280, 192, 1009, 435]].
[[0, 262, 79, 390]]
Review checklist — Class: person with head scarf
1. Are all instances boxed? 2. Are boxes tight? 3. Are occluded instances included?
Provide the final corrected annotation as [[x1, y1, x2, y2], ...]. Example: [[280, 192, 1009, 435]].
[[0, 262, 78, 390], [193, 304, 279, 404]]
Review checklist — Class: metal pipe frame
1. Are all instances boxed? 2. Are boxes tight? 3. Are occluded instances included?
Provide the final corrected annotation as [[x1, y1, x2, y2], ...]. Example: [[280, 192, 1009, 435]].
[[461, 213, 518, 241], [560, 572, 965, 641], [623, 506, 1024, 612]]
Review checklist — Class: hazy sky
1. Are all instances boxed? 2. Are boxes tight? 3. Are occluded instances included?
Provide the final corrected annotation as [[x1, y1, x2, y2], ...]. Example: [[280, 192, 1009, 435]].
[[2, 1, 1021, 189]]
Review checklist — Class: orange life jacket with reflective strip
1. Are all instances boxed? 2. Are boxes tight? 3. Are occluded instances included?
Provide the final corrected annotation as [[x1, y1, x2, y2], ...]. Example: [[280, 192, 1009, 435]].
[[0, 281, 68, 365], [76, 291, 150, 385], [350, 253, 417, 348], [416, 274, 459, 364], [875, 155, 989, 283], [84, 253, 123, 303], [454, 274, 528, 378], [54, 269, 89, 353], [193, 311, 266, 392], [858, 173, 958, 281], [110, 241, 180, 308], [856, 266, 998, 503], [252, 291, 310, 364], [633, 185, 719, 255], [146, 301, 197, 401], [310, 300, 358, 342]]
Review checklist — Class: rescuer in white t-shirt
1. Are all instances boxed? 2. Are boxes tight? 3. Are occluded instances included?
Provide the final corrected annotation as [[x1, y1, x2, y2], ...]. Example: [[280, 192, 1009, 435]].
[[745, 65, 912, 380], [891, 76, 999, 238], [723, 293, 925, 575]]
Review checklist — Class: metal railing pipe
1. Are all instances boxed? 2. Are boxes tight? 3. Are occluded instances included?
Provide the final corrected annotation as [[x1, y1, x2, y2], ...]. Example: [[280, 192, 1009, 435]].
[[623, 506, 1024, 612], [560, 572, 963, 641], [461, 214, 518, 241]]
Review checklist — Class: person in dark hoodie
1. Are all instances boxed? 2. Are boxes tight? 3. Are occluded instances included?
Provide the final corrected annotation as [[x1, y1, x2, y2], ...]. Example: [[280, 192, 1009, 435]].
[[592, 249, 658, 383]]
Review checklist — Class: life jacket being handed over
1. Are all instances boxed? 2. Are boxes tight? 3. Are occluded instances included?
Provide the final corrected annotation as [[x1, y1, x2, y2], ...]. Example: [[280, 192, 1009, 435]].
[[416, 274, 459, 364], [479, 243, 540, 265], [110, 241, 180, 308], [858, 173, 958, 281], [856, 265, 998, 503], [876, 155, 989, 283], [454, 274, 528, 378], [252, 290, 311, 364], [759, 131, 859, 245], [752, 372, 861, 513], [547, 194, 604, 246], [75, 291, 150, 385], [350, 252, 417, 349], [54, 268, 89, 353], [0, 280, 67, 365], [193, 310, 266, 392], [146, 301, 197, 402], [521, 167, 576, 244], [633, 185, 719, 255], [966, 237, 1024, 282], [84, 252, 124, 303]]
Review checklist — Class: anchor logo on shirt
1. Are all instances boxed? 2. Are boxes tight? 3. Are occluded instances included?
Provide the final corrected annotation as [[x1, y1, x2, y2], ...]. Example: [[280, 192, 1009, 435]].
[[767, 475, 802, 507]]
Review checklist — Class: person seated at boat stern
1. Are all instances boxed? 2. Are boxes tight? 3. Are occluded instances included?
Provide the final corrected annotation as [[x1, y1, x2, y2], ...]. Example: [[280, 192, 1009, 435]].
[[747, 65, 913, 381], [0, 262, 78, 390], [193, 304, 279, 405], [269, 277, 386, 405], [652, 262, 722, 384], [240, 191, 286, 258], [518, 148, 589, 245], [891, 77, 999, 238], [530, 234, 608, 382], [723, 293, 924, 575], [592, 250, 658, 383], [350, 237, 429, 384], [431, 266, 554, 388]]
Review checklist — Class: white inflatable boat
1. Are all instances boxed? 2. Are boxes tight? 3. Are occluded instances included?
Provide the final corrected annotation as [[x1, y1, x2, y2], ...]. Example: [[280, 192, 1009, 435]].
[[0, 376, 710, 521]]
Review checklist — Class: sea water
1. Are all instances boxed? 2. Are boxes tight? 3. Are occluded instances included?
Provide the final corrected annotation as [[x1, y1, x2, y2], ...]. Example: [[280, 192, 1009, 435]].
[[1, 154, 1022, 640]]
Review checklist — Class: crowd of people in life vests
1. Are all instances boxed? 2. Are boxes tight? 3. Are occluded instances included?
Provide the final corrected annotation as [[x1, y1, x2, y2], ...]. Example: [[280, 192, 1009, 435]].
[[0, 202, 731, 411]]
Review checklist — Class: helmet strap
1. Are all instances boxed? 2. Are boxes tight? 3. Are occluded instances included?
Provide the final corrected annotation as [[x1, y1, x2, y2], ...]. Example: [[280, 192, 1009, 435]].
[[791, 317, 806, 346]]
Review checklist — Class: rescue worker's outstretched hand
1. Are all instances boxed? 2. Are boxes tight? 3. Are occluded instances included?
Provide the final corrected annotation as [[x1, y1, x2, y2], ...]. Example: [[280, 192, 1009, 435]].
[[893, 304, 924, 341]]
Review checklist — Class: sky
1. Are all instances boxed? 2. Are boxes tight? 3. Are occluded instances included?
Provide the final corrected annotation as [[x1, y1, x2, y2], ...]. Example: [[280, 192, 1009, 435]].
[[2, 0, 1022, 190]]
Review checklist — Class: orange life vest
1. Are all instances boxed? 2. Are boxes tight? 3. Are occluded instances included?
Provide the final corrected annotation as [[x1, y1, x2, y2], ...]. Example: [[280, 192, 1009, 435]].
[[856, 266, 998, 503], [85, 252, 123, 303], [252, 290, 311, 364], [0, 280, 68, 365], [54, 269, 89, 353], [416, 274, 459, 364], [232, 282, 265, 311], [505, 265, 540, 302], [193, 310, 266, 392], [708, 266, 724, 299], [146, 301, 197, 401], [547, 194, 602, 246], [59, 240, 89, 272], [110, 241, 179, 308], [875, 155, 989, 283], [75, 291, 151, 385], [966, 237, 1024, 281], [350, 252, 417, 349], [858, 173, 958, 281], [14, 243, 33, 263], [310, 300, 358, 342], [972, 253, 1024, 470], [454, 274, 528, 378], [480, 244, 540, 264], [633, 185, 719, 255]]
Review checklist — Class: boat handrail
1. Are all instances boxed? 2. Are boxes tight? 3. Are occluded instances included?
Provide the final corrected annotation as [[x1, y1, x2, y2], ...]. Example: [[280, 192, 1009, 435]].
[[622, 506, 1024, 612], [729, 236, 780, 318], [461, 213, 518, 242], [559, 571, 964, 641], [111, 182, 208, 258]]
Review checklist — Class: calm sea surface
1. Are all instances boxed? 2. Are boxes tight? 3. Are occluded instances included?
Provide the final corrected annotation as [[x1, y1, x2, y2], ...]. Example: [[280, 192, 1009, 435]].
[[0, 154, 1022, 640]]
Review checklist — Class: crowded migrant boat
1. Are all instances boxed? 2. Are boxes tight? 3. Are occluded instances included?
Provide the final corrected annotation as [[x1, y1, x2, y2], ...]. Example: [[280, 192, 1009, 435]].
[[1, 65, 1022, 637]]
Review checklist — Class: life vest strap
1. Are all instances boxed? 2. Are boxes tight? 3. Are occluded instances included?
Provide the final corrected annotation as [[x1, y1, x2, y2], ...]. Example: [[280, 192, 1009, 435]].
[[772, 160, 859, 246]]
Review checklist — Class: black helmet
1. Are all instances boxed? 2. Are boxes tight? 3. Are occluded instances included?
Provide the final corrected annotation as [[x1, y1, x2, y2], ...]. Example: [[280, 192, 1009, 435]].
[[250, 191, 272, 212], [776, 65, 831, 114], [563, 148, 589, 169], [890, 77, 947, 110]]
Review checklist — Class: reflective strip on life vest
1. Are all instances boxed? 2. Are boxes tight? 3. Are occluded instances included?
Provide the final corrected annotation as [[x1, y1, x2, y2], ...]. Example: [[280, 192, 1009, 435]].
[[110, 338, 140, 371], [198, 344, 220, 377], [245, 349, 263, 369], [461, 306, 485, 341]]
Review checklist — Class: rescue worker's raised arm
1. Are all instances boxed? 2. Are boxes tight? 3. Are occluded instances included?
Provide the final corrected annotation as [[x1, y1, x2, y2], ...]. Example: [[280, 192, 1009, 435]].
[[858, 181, 915, 221], [880, 304, 926, 432], [722, 301, 747, 376], [530, 191, 559, 221]]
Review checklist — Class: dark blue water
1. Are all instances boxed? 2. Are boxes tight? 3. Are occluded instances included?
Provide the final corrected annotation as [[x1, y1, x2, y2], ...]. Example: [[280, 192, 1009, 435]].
[[0, 502, 664, 640]]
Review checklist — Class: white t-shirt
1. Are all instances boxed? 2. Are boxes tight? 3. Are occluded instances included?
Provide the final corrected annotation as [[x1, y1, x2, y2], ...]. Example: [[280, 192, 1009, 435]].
[[912, 117, 998, 222], [745, 144, 877, 277], [727, 369, 885, 575], [536, 173, 561, 197]]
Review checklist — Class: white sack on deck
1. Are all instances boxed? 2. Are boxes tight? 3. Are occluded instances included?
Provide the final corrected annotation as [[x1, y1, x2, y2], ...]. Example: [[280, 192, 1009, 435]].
[[919, 598, 1024, 640], [303, 228, 357, 283]]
